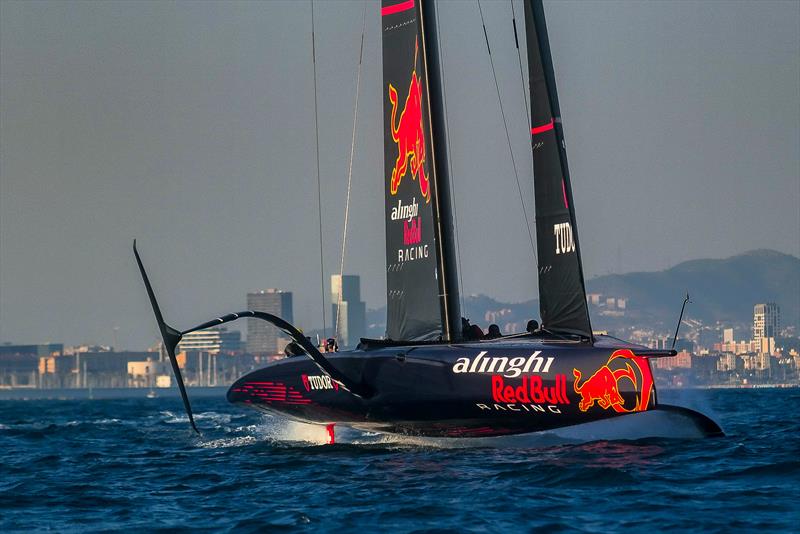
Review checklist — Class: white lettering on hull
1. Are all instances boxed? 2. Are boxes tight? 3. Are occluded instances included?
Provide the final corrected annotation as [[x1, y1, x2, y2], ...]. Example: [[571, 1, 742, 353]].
[[476, 403, 562, 414], [452, 351, 555, 378]]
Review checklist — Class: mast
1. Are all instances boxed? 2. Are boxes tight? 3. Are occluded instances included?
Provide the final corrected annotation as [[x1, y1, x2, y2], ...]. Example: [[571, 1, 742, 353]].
[[419, 0, 461, 341], [524, 0, 593, 339], [381, 0, 460, 342]]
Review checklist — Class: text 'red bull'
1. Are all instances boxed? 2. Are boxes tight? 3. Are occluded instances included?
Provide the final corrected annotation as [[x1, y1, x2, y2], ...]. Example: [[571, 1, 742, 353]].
[[388, 38, 430, 203], [572, 349, 654, 413], [403, 217, 421, 245], [492, 375, 570, 405]]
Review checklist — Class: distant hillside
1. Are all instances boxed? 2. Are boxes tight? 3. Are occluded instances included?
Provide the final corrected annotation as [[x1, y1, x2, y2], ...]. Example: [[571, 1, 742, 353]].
[[363, 249, 799, 336], [586, 249, 799, 330]]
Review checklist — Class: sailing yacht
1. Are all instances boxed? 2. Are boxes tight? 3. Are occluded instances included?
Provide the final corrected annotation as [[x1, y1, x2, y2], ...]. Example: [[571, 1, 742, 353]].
[[135, 0, 722, 441]]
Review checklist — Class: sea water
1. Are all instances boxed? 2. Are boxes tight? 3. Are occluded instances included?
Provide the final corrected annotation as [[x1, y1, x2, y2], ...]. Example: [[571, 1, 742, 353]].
[[1, 388, 798, 531]]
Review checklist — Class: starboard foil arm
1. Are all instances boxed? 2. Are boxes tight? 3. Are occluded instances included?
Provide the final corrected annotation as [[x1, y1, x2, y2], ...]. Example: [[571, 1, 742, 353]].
[[134, 241, 371, 432]]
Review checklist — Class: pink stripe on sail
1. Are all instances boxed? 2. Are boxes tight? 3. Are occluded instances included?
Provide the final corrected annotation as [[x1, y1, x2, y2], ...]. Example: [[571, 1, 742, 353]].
[[531, 119, 554, 135], [382, 0, 415, 16]]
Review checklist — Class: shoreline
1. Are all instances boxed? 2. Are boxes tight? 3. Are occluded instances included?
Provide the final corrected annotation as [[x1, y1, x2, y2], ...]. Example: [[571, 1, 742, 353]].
[[659, 383, 799, 390]]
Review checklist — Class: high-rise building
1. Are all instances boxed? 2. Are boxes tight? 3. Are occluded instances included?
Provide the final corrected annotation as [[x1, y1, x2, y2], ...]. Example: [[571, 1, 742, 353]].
[[247, 289, 293, 354], [753, 302, 780, 340], [723, 328, 734, 344], [331, 274, 366, 349]]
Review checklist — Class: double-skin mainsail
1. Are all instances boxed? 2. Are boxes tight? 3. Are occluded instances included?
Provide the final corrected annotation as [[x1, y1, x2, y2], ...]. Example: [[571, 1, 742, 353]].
[[382, 0, 460, 342]]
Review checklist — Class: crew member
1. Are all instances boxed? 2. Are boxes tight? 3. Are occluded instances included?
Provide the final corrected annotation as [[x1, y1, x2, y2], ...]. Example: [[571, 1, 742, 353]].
[[486, 324, 501, 339], [325, 337, 338, 352], [461, 317, 484, 341], [285, 340, 303, 357]]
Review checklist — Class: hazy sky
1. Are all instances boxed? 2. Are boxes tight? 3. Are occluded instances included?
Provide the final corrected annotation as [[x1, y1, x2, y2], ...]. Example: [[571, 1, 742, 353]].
[[1, 0, 798, 350]]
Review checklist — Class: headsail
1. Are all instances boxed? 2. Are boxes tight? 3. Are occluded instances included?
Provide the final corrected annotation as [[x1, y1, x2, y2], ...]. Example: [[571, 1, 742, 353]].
[[382, 0, 449, 341], [524, 0, 592, 339]]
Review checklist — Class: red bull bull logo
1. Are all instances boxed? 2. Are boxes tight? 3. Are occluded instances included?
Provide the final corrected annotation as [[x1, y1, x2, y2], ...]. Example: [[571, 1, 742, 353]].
[[388, 38, 430, 203], [572, 349, 654, 413]]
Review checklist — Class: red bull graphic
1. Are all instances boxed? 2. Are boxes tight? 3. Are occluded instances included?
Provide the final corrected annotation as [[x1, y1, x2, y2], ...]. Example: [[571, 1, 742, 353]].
[[388, 39, 430, 203], [572, 349, 654, 413], [491, 374, 570, 405]]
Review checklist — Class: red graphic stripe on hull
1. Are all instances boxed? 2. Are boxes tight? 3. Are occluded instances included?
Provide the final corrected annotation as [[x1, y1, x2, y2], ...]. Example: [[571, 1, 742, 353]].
[[531, 119, 554, 135], [382, 0, 415, 16]]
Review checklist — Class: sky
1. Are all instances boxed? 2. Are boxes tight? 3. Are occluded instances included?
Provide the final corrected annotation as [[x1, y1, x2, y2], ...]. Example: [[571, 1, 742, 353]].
[[1, 0, 798, 350]]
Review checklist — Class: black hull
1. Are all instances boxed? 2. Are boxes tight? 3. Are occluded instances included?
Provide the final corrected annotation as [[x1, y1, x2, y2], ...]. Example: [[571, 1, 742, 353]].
[[227, 336, 681, 438]]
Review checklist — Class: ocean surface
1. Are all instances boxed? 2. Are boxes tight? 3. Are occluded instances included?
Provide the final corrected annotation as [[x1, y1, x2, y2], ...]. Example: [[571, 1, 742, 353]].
[[1, 388, 798, 532]]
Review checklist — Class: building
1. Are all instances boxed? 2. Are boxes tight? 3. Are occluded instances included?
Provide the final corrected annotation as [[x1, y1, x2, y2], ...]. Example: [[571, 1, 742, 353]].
[[246, 289, 293, 354], [0, 344, 63, 388], [127, 358, 170, 388], [717, 353, 743, 373], [714, 338, 759, 355], [651, 350, 693, 370], [723, 328, 734, 344], [331, 274, 366, 349], [178, 327, 242, 354], [753, 302, 780, 340]]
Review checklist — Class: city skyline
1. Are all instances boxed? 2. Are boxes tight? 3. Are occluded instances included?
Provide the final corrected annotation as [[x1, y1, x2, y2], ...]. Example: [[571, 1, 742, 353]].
[[1, 247, 798, 349], [1, 1, 798, 349], [2, 298, 797, 392]]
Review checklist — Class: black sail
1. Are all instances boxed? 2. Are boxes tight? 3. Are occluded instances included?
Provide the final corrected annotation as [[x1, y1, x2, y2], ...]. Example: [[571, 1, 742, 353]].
[[382, 0, 444, 341], [524, 0, 592, 339]]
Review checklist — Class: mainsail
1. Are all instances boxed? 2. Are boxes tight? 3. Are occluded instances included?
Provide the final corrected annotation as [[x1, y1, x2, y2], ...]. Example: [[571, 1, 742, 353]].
[[524, 0, 593, 338], [382, 0, 450, 341]]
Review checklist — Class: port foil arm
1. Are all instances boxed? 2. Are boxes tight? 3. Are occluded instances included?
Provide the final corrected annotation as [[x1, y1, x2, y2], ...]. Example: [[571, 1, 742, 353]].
[[134, 240, 371, 413], [133, 240, 199, 434], [181, 311, 371, 398]]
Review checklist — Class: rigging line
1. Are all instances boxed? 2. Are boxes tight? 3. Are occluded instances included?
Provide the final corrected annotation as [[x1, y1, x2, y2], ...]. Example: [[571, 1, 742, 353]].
[[433, 0, 465, 316], [477, 0, 536, 262], [335, 4, 367, 341], [311, 0, 327, 339], [510, 0, 531, 124]]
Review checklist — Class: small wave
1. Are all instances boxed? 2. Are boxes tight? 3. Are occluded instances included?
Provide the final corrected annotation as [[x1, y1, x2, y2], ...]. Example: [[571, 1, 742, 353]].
[[197, 435, 258, 449], [161, 411, 237, 426], [715, 460, 800, 480], [64, 418, 122, 427], [94, 418, 121, 424]]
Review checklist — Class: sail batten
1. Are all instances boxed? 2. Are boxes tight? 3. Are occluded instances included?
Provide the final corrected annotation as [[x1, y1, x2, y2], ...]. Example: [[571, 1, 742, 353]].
[[524, 0, 593, 339]]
